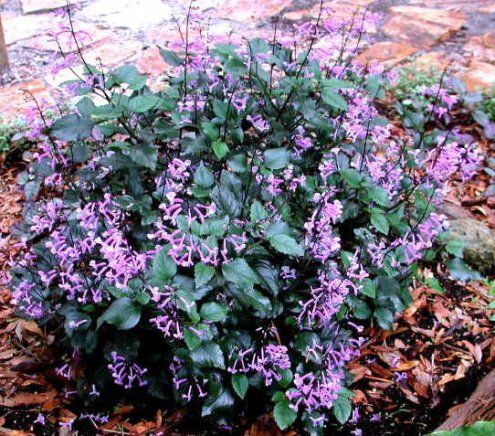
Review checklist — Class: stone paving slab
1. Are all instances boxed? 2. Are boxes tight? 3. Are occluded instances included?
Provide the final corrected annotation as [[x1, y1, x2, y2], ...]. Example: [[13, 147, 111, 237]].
[[205, 0, 291, 24], [20, 22, 113, 52], [2, 12, 53, 45], [21, 0, 82, 14], [408, 0, 493, 13], [0, 80, 53, 121], [80, 0, 175, 31], [0, 0, 495, 122], [462, 61, 495, 91], [383, 7, 466, 49], [357, 41, 418, 69]]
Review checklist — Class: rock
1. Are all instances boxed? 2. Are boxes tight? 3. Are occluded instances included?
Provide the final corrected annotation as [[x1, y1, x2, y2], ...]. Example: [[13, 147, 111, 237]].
[[284, 0, 375, 22], [357, 42, 417, 69], [82, 39, 142, 68], [407, 51, 467, 72], [383, 6, 466, 48], [206, 0, 291, 23], [21, 22, 113, 52], [2, 12, 52, 45], [464, 30, 495, 65], [0, 80, 52, 122], [479, 3, 495, 13], [408, 0, 490, 13], [80, 0, 174, 31], [20, 0, 81, 14], [445, 218, 495, 275], [462, 61, 495, 91]]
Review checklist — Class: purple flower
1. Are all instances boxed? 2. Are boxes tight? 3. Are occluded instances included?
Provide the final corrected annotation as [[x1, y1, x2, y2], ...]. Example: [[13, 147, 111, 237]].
[[247, 114, 270, 132], [251, 345, 291, 386], [33, 413, 46, 425], [108, 352, 148, 389]]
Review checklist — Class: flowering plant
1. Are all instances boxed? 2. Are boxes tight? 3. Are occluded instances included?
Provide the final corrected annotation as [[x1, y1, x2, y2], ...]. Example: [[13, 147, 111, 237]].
[[6, 4, 480, 433]]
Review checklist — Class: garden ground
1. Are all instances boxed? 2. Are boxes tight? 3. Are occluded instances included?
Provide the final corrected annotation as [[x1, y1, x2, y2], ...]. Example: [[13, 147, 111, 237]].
[[0, 0, 495, 434]]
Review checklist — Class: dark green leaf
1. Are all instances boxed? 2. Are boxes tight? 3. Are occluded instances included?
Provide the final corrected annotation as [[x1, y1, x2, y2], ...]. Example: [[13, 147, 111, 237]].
[[333, 391, 353, 424], [195, 263, 215, 288], [194, 163, 214, 187], [250, 200, 269, 223], [322, 89, 348, 111], [268, 234, 304, 257], [374, 307, 394, 330], [273, 401, 297, 430], [190, 341, 225, 369], [97, 297, 141, 330], [231, 374, 249, 399], [264, 148, 289, 170], [200, 302, 228, 322], [222, 258, 260, 287], [159, 49, 183, 66], [212, 140, 229, 159], [51, 114, 94, 141], [353, 300, 372, 319], [202, 388, 234, 416], [152, 248, 177, 284], [371, 211, 389, 235], [183, 327, 202, 350], [340, 168, 362, 188], [129, 95, 161, 113]]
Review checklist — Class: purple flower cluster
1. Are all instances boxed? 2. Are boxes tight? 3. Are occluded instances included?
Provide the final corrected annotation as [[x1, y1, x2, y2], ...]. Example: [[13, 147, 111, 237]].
[[108, 352, 148, 389]]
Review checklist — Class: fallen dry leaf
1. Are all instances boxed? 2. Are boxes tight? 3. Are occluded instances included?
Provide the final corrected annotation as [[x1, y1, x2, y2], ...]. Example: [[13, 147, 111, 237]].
[[0, 390, 57, 407]]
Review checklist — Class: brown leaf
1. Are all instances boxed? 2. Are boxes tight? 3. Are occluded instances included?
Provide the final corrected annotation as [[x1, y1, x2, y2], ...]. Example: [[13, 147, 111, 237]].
[[399, 386, 420, 404], [10, 357, 41, 373], [392, 360, 420, 372], [19, 320, 44, 337], [473, 344, 483, 363], [244, 414, 283, 436], [0, 390, 57, 407]]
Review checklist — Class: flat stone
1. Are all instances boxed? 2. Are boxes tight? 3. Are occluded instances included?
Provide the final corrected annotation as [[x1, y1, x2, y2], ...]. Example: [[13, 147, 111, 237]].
[[284, 0, 374, 21], [82, 38, 142, 68], [136, 46, 168, 76], [408, 51, 467, 72], [206, 0, 291, 24], [464, 30, 495, 64], [382, 17, 451, 49], [479, 3, 495, 13], [408, 0, 491, 13], [357, 42, 418, 69], [389, 6, 466, 27], [21, 22, 113, 52], [0, 80, 52, 122], [3, 13, 53, 46], [145, 21, 271, 49], [80, 0, 174, 31], [135, 47, 169, 93], [383, 6, 466, 48], [21, 0, 81, 14], [461, 61, 495, 91], [143, 25, 184, 47]]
